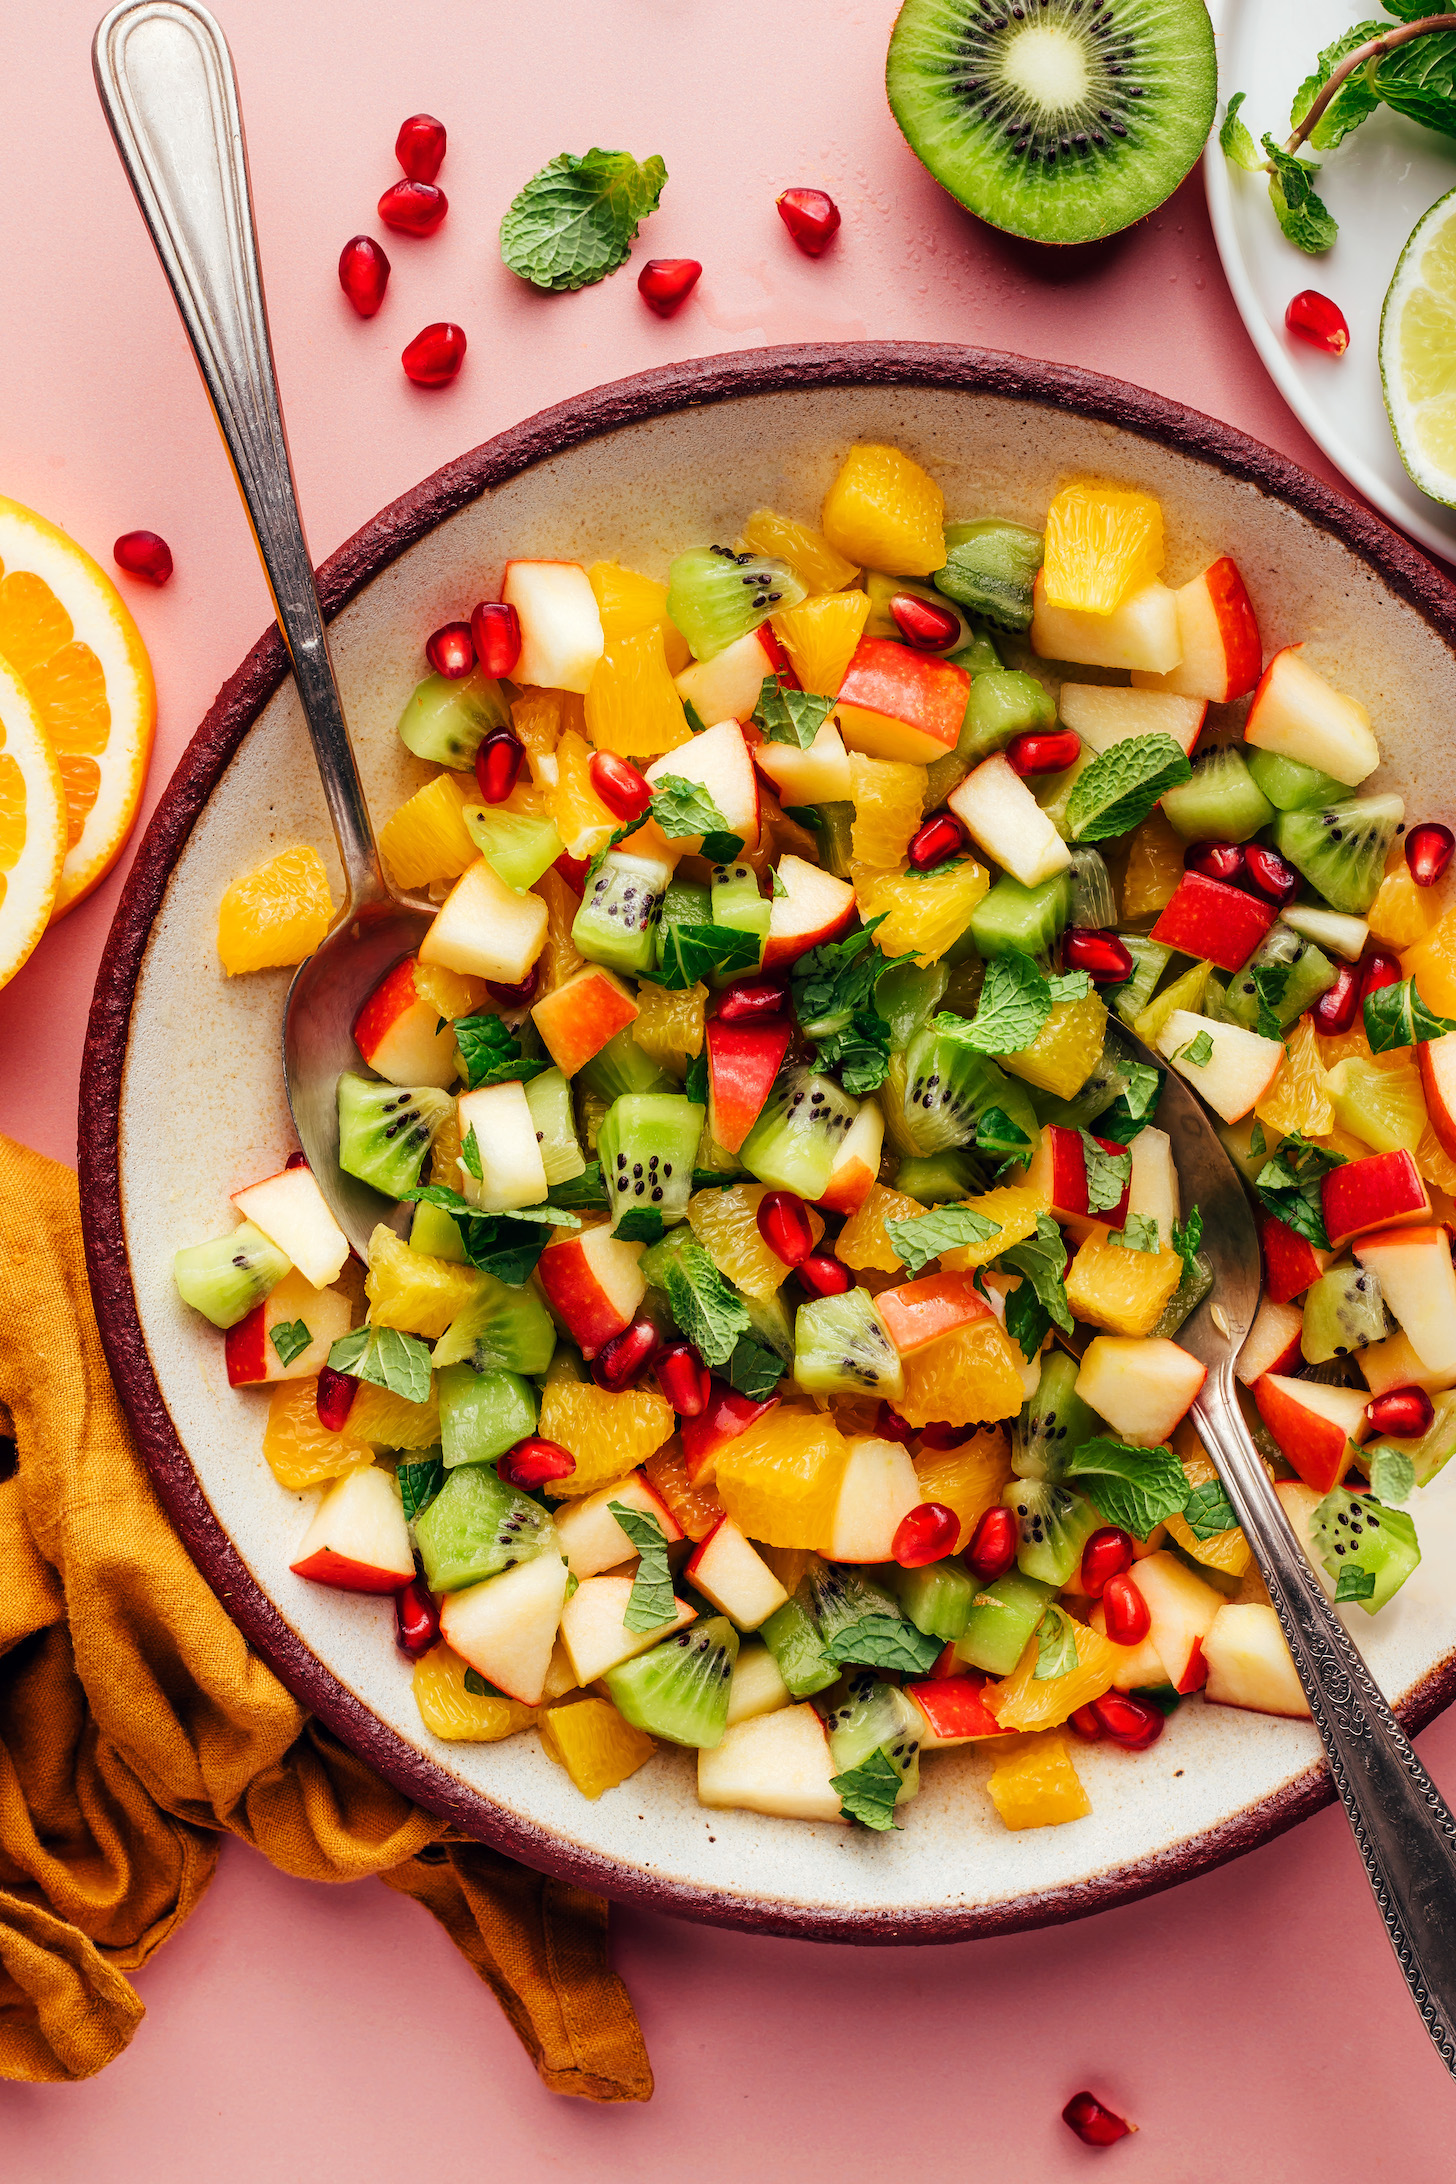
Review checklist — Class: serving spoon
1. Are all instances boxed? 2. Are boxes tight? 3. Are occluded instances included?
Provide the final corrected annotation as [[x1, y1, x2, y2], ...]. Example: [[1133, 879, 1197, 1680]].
[[94, 0, 432, 1256]]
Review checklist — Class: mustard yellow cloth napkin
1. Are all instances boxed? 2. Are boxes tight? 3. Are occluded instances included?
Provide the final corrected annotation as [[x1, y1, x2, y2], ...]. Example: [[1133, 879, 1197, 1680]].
[[0, 1135, 651, 2098]]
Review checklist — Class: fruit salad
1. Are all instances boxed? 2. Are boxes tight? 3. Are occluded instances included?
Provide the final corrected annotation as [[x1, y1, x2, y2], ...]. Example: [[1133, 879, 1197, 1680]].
[[177, 449, 1456, 1835]]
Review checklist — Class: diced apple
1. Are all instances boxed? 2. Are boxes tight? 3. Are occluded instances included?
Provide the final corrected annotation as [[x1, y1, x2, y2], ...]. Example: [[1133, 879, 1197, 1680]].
[[762, 856, 855, 969], [1353, 1224, 1456, 1372], [531, 964, 639, 1078], [351, 956, 459, 1091], [1031, 574, 1182, 674], [559, 1572, 696, 1684], [440, 1552, 571, 1705], [1126, 1127, 1178, 1245], [948, 753, 1073, 889], [904, 1674, 1004, 1748], [816, 1099, 884, 1216], [1323, 1151, 1430, 1251], [553, 1468, 683, 1578], [289, 1467, 414, 1593], [1420, 1032, 1456, 1164], [675, 625, 783, 727], [1150, 873, 1277, 974], [1156, 1010, 1284, 1123], [420, 857, 548, 985], [1359, 1325, 1456, 1398], [825, 1437, 922, 1561], [1122, 1548, 1224, 1694], [1076, 1336, 1207, 1446], [1128, 557, 1262, 703], [696, 1702, 847, 1823], [1254, 1373, 1368, 1494], [1055, 682, 1206, 758], [645, 719, 761, 855], [1022, 1122, 1131, 1230], [685, 1518, 789, 1630], [456, 1081, 549, 1213], [1243, 645, 1379, 787], [707, 1015, 793, 1153], [834, 637, 970, 765], [536, 1220, 646, 1355], [1281, 904, 1370, 962], [1275, 1477, 1334, 1597], [502, 561, 604, 695], [1236, 1296, 1305, 1385], [1088, 1598, 1168, 1689], [1203, 1602, 1311, 1718], [1259, 1212, 1330, 1306], [681, 1384, 779, 1485], [726, 1640, 792, 1726], [876, 1272, 998, 1358], [225, 1267, 353, 1387], [231, 1163, 349, 1289], [753, 717, 852, 807]]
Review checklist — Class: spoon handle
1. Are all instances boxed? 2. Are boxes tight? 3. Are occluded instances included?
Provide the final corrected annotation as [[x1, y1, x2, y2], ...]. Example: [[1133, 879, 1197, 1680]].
[[1195, 1364, 1456, 2075], [93, 0, 386, 910]]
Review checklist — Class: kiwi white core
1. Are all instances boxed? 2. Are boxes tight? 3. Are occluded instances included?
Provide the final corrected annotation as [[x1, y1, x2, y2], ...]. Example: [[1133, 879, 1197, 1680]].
[[1001, 25, 1089, 112]]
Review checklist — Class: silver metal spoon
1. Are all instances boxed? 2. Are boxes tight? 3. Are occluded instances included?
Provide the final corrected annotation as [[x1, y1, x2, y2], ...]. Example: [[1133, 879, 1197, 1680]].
[[94, 0, 432, 1255]]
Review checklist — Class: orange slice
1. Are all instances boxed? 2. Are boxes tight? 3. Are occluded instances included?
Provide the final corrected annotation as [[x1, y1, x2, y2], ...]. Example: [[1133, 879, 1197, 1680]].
[[0, 655, 66, 990], [217, 845, 335, 974], [0, 495, 156, 918]]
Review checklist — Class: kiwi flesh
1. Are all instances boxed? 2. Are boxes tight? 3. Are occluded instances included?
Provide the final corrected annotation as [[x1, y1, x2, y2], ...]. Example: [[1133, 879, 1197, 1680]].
[[1245, 747, 1351, 813], [336, 1072, 453, 1200], [1067, 845, 1117, 931], [934, 520, 1045, 631], [1271, 795, 1405, 916], [666, 545, 806, 661], [823, 1672, 923, 1805], [1013, 1349, 1102, 1482], [794, 1288, 905, 1400], [1161, 744, 1273, 844], [1301, 1266, 1389, 1363], [896, 1148, 986, 1204], [959, 669, 1058, 761], [955, 1566, 1056, 1676], [597, 1093, 704, 1235], [1221, 923, 1338, 1035], [173, 1220, 291, 1330], [892, 1557, 974, 1642], [577, 1028, 675, 1103], [970, 867, 1073, 960], [1002, 1476, 1100, 1586], [1150, 1251, 1213, 1338], [761, 1584, 840, 1697], [396, 667, 509, 767], [1308, 1488, 1420, 1615], [740, 1063, 860, 1197], [605, 1616, 739, 1747], [432, 1267, 558, 1374], [886, 0, 1217, 247], [1106, 936, 1173, 1028], [523, 1067, 586, 1187], [413, 1464, 556, 1594]]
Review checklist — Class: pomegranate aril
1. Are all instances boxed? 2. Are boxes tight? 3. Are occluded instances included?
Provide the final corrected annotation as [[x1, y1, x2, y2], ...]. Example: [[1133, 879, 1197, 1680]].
[[715, 975, 790, 1023], [1185, 839, 1245, 885], [890, 592, 961, 650], [1064, 928, 1133, 984], [1367, 1386, 1435, 1439], [1360, 951, 1402, 1007], [402, 322, 466, 387], [395, 113, 446, 183], [1069, 1703, 1104, 1742], [426, 621, 475, 679], [656, 1340, 712, 1418], [776, 187, 841, 255], [486, 964, 539, 1008], [589, 751, 653, 825], [875, 1401, 916, 1447], [1006, 728, 1081, 778], [471, 601, 523, 679], [475, 728, 525, 804], [1313, 963, 1360, 1036], [908, 812, 967, 871], [757, 1190, 815, 1268], [113, 529, 173, 586], [378, 180, 448, 236], [917, 1421, 971, 1450], [966, 1503, 1018, 1583], [1101, 1570, 1152, 1647], [592, 1318, 662, 1391], [1243, 842, 1299, 906], [1080, 1525, 1134, 1598], [498, 1436, 576, 1489], [554, 849, 590, 894], [316, 1365, 358, 1431], [285, 1149, 310, 1170], [1092, 1689, 1164, 1750], [337, 233, 390, 317], [1285, 288, 1350, 356], [394, 1576, 441, 1658], [1407, 821, 1455, 888], [1062, 2091, 1135, 2147], [797, 1252, 851, 1298], [638, 257, 702, 316], [892, 1501, 959, 1568]]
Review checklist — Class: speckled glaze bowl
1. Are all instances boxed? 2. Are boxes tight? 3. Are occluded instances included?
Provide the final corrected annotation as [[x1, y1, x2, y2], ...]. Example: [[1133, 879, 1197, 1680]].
[[81, 344, 1456, 1942]]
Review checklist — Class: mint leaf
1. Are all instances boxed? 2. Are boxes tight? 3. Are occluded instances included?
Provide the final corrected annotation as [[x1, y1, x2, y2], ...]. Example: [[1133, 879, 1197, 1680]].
[[1334, 1562, 1377, 1602], [810, 1012, 897, 1097], [1262, 135, 1338, 254], [455, 1014, 551, 1089], [752, 675, 834, 750], [650, 775, 743, 860], [938, 951, 1053, 1057], [1292, 21, 1386, 148], [997, 1214, 1072, 1358], [727, 1336, 784, 1402], [638, 1228, 750, 1366], [1094, 1061, 1165, 1146], [500, 147, 667, 291], [1249, 1121, 1267, 1158], [1113, 1213, 1160, 1254], [1065, 733, 1192, 843], [976, 1107, 1031, 1167], [771, 869, 788, 900], [1065, 1437, 1192, 1539], [1368, 1447, 1416, 1505], [397, 1451, 445, 1522], [548, 1162, 609, 1210], [783, 805, 824, 829], [1364, 976, 1456, 1052], [1376, 25, 1456, 139], [463, 1667, 508, 1697], [269, 1319, 312, 1368], [791, 919, 914, 1038], [683, 698, 708, 735], [884, 1203, 1002, 1278], [652, 919, 762, 992], [1172, 1206, 1203, 1275], [685, 1049, 709, 1106], [1177, 1029, 1214, 1068], [1182, 1476, 1237, 1541], [327, 1324, 434, 1406], [1079, 1131, 1131, 1215], [831, 1747, 903, 1831], [615, 1207, 666, 1245], [823, 1613, 941, 1675], [1220, 90, 1264, 170], [1047, 969, 1091, 1005], [460, 1123, 484, 1181], [609, 1501, 678, 1632], [1253, 1134, 1345, 1253], [401, 1181, 579, 1284], [1253, 961, 1292, 1043], [1033, 1605, 1080, 1680], [1132, 1682, 1182, 1716]]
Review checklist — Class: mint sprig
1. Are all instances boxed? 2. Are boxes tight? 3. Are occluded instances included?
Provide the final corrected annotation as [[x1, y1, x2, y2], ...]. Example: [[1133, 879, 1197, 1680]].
[[1364, 976, 1456, 1052], [609, 1501, 678, 1632], [401, 1181, 579, 1285], [752, 676, 835, 750], [455, 1014, 551, 1090], [1253, 1135, 1345, 1253], [1064, 733, 1192, 844], [883, 1203, 1002, 1278], [996, 1214, 1072, 1359], [638, 1228, 750, 1367], [1113, 1213, 1160, 1254], [397, 1452, 445, 1522], [1080, 1132, 1131, 1215], [1065, 1436, 1192, 1540], [650, 776, 743, 862], [822, 1612, 941, 1676], [500, 148, 667, 291], [327, 1324, 434, 1406], [1182, 1477, 1237, 1542], [269, 1319, 313, 1368], [830, 1748, 903, 1831]]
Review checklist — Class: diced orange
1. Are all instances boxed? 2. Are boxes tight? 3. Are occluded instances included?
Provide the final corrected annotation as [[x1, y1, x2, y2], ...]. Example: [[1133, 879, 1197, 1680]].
[[771, 590, 871, 696], [217, 844, 334, 974], [987, 1617, 1119, 1731], [413, 1643, 538, 1742], [633, 980, 706, 1079], [349, 1379, 442, 1450], [852, 857, 990, 968], [913, 1427, 1012, 1550], [533, 866, 585, 995], [644, 1441, 726, 1541], [1369, 863, 1436, 951], [538, 1379, 676, 1497], [714, 1405, 849, 1548], [939, 1183, 1047, 1272], [820, 445, 946, 579], [897, 1317, 1026, 1428], [540, 1694, 656, 1795], [849, 752, 927, 873], [547, 727, 680, 865], [379, 773, 478, 893], [1164, 1422, 1250, 1578], [986, 1729, 1091, 1830], [1403, 906, 1456, 1016], [1002, 992, 1107, 1100], [584, 627, 691, 757], [1064, 1227, 1184, 1338], [742, 510, 859, 596], [1121, 809, 1184, 922], [262, 1379, 378, 1491], [587, 562, 690, 673], [836, 1182, 927, 1272], [511, 688, 584, 782], [1256, 1014, 1331, 1138], [365, 1222, 482, 1338], [1418, 1124, 1456, 1197], [1042, 482, 1163, 614], [413, 959, 489, 1020], [688, 1182, 824, 1299]]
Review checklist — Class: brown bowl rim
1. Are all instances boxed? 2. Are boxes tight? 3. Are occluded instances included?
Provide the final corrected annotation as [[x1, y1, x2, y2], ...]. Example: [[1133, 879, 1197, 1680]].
[[79, 340, 1456, 1943]]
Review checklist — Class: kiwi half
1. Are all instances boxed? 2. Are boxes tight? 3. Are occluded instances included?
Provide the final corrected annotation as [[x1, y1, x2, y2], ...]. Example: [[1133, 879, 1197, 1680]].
[[886, 0, 1217, 246]]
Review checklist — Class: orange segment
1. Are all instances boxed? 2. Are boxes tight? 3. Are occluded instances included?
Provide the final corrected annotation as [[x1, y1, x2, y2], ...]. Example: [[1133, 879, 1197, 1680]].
[[261, 1379, 378, 1491], [836, 1182, 926, 1272], [1256, 1014, 1331, 1138], [217, 844, 335, 973], [587, 562, 690, 674], [537, 1379, 676, 1497], [897, 1317, 1026, 1428], [1063, 1226, 1184, 1337], [512, 688, 584, 783], [986, 1729, 1090, 1829], [0, 654, 65, 990], [741, 511, 859, 596], [1042, 483, 1163, 613], [853, 857, 990, 968], [1402, 906, 1456, 1015], [913, 1427, 1012, 1549], [1368, 862, 1436, 951], [849, 752, 927, 872], [687, 1182, 823, 1299], [378, 772, 477, 892], [939, 1182, 1047, 1270], [771, 590, 871, 696], [584, 627, 691, 757], [987, 1616, 1119, 1730], [1002, 992, 1107, 1100], [540, 1694, 655, 1795], [533, 865, 585, 994], [1121, 809, 1184, 922], [643, 1441, 726, 1541], [633, 979, 706, 1078], [820, 445, 946, 578], [413, 1643, 538, 1742], [713, 1405, 849, 1548]]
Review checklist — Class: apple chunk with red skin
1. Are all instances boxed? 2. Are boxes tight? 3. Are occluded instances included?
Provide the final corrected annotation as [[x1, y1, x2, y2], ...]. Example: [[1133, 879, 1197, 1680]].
[[817, 1099, 884, 1216], [1203, 1602, 1311, 1718], [834, 637, 970, 765], [225, 1267, 352, 1386], [536, 1221, 646, 1356], [707, 1014, 793, 1153], [1322, 1150, 1430, 1252], [554, 1468, 682, 1578], [762, 856, 855, 969], [1243, 644, 1379, 788], [646, 719, 761, 854], [231, 1163, 349, 1288], [685, 1518, 789, 1629], [1418, 1032, 1456, 1164], [876, 1272, 999, 1357], [559, 1572, 696, 1684], [352, 956, 459, 1091], [1123, 1550, 1225, 1695], [1353, 1224, 1456, 1373], [289, 1467, 414, 1593], [1023, 1123, 1131, 1229], [1259, 1212, 1331, 1306], [531, 963, 639, 1078], [904, 1675, 1004, 1749], [1235, 1295, 1304, 1386], [441, 1553, 572, 1705], [1254, 1372, 1369, 1494], [1151, 872, 1276, 975], [675, 625, 784, 727], [1129, 556, 1263, 703], [1075, 1336, 1207, 1446]]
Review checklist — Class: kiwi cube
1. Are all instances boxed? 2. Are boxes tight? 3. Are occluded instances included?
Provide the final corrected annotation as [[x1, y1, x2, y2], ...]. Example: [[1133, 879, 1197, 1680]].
[[1271, 795, 1405, 917], [578, 1028, 675, 1103], [1300, 1266, 1388, 1364], [173, 1220, 291, 1330], [1309, 1487, 1420, 1614], [710, 862, 771, 947], [877, 960, 950, 1052], [823, 1671, 922, 1803], [573, 849, 673, 978], [666, 545, 805, 662], [955, 1568, 1056, 1678], [959, 669, 1056, 762], [598, 1093, 705, 1234], [816, 801, 856, 880], [1013, 1350, 1103, 1482], [892, 1558, 973, 1642], [431, 1268, 558, 1374], [1160, 744, 1273, 844], [413, 1464, 556, 1594], [396, 667, 509, 768], [793, 1288, 904, 1399], [524, 1067, 586, 1187], [933, 519, 1045, 633], [1003, 1478, 1101, 1587], [409, 1198, 468, 1262], [896, 1149, 986, 1205], [1222, 926, 1337, 1034], [970, 869, 1074, 961], [761, 1586, 839, 1697], [337, 1072, 453, 1201], [1245, 747, 1352, 813], [437, 1361, 538, 1469], [740, 1063, 860, 1198], [605, 1616, 739, 1747]]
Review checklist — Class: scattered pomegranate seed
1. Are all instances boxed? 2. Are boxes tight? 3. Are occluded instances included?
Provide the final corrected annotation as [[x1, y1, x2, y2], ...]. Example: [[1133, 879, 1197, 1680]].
[[486, 964, 539, 1008], [656, 1340, 712, 1417], [966, 1504, 1018, 1583], [638, 257, 702, 316], [1102, 1571, 1152, 1647], [316, 1365, 358, 1431], [1062, 2090, 1135, 2147], [378, 179, 448, 236], [890, 592, 961, 650], [797, 1252, 851, 1298], [715, 975, 791, 1023], [1092, 1689, 1164, 1750], [426, 621, 475, 678], [113, 529, 173, 585], [1069, 1703, 1104, 1741], [396, 112, 446, 183], [1080, 1526, 1134, 1597], [1360, 950, 1402, 1008], [1407, 822, 1455, 888], [1313, 963, 1360, 1036], [475, 727, 525, 804], [1006, 728, 1081, 778], [917, 1421, 972, 1450], [337, 234, 390, 317], [394, 1575, 441, 1657], [893, 1501, 960, 1567], [471, 600, 523, 679], [592, 1318, 662, 1391], [554, 849, 590, 894], [1243, 841, 1299, 907], [1064, 928, 1134, 984], [776, 186, 841, 256], [758, 1190, 815, 1268], [908, 812, 968, 871], [589, 750, 653, 825], [1184, 839, 1245, 885], [1286, 288, 1350, 356], [402, 321, 466, 386], [875, 1401, 916, 1447], [1367, 1385, 1435, 1439], [285, 1149, 310, 1170], [498, 1436, 576, 1489]]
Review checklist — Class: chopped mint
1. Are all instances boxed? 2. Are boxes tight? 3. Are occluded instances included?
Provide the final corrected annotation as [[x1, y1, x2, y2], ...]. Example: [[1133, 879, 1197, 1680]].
[[996, 1214, 1072, 1359], [1253, 1133, 1345, 1253], [1177, 1029, 1215, 1068], [651, 919, 762, 992], [402, 1182, 579, 1284], [726, 1335, 784, 1402], [938, 950, 1054, 1057], [830, 1747, 903, 1831], [548, 1162, 609, 1211], [327, 1324, 434, 1407], [783, 805, 824, 829], [1113, 1213, 1160, 1255], [1253, 960, 1293, 1043], [1080, 1131, 1132, 1215], [791, 919, 915, 1096], [682, 698, 708, 735], [1093, 1061, 1165, 1147], [638, 1228, 750, 1366], [615, 1207, 666, 1245], [1132, 1682, 1182, 1717], [976, 1107, 1031, 1169], [1065, 733, 1192, 843], [455, 1014, 551, 1090], [1182, 1476, 1238, 1541], [1219, 91, 1263, 171], [883, 1203, 1002, 1278], [1261, 134, 1338, 255], [1046, 969, 1092, 1005], [822, 1612, 942, 1676], [460, 1123, 484, 1181], [685, 1049, 709, 1106], [1364, 976, 1456, 1052], [1065, 1436, 1192, 1539], [500, 147, 667, 291], [397, 1452, 445, 1523], [1334, 1562, 1378, 1603], [1249, 1120, 1267, 1158], [269, 1319, 313, 1368], [464, 1667, 509, 1697], [1172, 1206, 1204, 1276], [650, 776, 743, 862], [752, 675, 834, 750], [1368, 1447, 1416, 1505], [609, 1501, 678, 1632], [771, 868, 789, 900], [1033, 1605, 1080, 1680]]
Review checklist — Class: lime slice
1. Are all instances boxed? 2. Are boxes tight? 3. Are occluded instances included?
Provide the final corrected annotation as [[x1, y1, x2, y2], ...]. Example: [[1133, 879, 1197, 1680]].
[[1381, 185, 1456, 511]]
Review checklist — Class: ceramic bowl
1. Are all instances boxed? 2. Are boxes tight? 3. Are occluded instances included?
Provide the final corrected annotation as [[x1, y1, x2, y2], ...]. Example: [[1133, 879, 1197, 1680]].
[[81, 343, 1456, 1942]]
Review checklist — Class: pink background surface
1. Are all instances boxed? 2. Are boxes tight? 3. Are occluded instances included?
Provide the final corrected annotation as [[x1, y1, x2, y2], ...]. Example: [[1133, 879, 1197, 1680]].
[[3, 0, 1455, 2173]]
